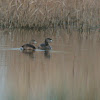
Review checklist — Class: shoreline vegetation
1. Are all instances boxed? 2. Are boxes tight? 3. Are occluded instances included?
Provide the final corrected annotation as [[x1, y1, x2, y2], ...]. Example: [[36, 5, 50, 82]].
[[0, 0, 100, 31]]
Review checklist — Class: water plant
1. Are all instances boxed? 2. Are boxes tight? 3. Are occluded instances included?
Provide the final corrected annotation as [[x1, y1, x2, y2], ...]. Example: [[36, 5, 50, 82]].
[[0, 0, 100, 30]]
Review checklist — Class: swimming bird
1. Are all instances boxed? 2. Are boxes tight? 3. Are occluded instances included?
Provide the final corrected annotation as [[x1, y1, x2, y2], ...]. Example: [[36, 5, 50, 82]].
[[21, 40, 37, 50], [38, 38, 52, 50]]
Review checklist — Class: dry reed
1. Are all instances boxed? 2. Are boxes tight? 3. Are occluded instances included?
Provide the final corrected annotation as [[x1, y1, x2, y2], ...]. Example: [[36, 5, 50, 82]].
[[0, 0, 100, 30]]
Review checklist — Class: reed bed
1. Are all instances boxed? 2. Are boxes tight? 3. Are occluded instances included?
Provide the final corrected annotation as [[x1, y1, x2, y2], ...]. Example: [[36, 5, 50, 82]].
[[0, 0, 100, 30]]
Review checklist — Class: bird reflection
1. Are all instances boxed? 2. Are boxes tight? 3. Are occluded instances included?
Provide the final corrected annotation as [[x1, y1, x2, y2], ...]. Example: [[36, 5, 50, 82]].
[[22, 49, 51, 59], [44, 50, 51, 59], [22, 49, 35, 58]]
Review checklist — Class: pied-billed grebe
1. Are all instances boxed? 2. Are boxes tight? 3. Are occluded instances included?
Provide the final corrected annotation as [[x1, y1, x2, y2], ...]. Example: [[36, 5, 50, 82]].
[[38, 38, 52, 50], [21, 40, 37, 50]]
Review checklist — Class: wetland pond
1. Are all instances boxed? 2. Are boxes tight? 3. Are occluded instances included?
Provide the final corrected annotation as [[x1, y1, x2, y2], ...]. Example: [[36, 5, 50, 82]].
[[0, 29, 100, 100]]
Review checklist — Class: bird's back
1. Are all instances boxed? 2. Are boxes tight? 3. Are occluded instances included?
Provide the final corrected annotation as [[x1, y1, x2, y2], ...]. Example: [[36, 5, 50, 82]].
[[22, 44, 36, 50]]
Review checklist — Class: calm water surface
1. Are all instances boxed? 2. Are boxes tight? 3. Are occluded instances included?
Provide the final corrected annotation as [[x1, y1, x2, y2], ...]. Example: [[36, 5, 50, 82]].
[[0, 29, 100, 100]]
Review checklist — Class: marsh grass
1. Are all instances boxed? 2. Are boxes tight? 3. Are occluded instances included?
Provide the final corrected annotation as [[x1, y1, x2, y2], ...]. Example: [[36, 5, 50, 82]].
[[0, 0, 100, 31]]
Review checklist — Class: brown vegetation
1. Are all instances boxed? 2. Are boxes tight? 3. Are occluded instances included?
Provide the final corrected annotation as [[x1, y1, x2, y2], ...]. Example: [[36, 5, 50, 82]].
[[0, 0, 100, 30]]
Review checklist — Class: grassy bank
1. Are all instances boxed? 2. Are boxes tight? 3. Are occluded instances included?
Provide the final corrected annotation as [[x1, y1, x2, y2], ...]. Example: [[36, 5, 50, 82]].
[[0, 0, 100, 30]]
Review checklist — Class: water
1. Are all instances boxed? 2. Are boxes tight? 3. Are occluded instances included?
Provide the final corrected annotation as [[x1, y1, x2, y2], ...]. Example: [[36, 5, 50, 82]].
[[0, 29, 100, 100]]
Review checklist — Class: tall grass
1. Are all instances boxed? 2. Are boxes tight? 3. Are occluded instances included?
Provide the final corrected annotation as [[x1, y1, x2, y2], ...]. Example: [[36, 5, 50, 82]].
[[0, 0, 100, 30]]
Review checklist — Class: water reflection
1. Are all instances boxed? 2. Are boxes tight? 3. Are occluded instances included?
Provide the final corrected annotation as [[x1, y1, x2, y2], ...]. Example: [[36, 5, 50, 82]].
[[22, 50, 36, 59], [0, 29, 100, 100], [22, 49, 51, 59], [44, 50, 51, 59]]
